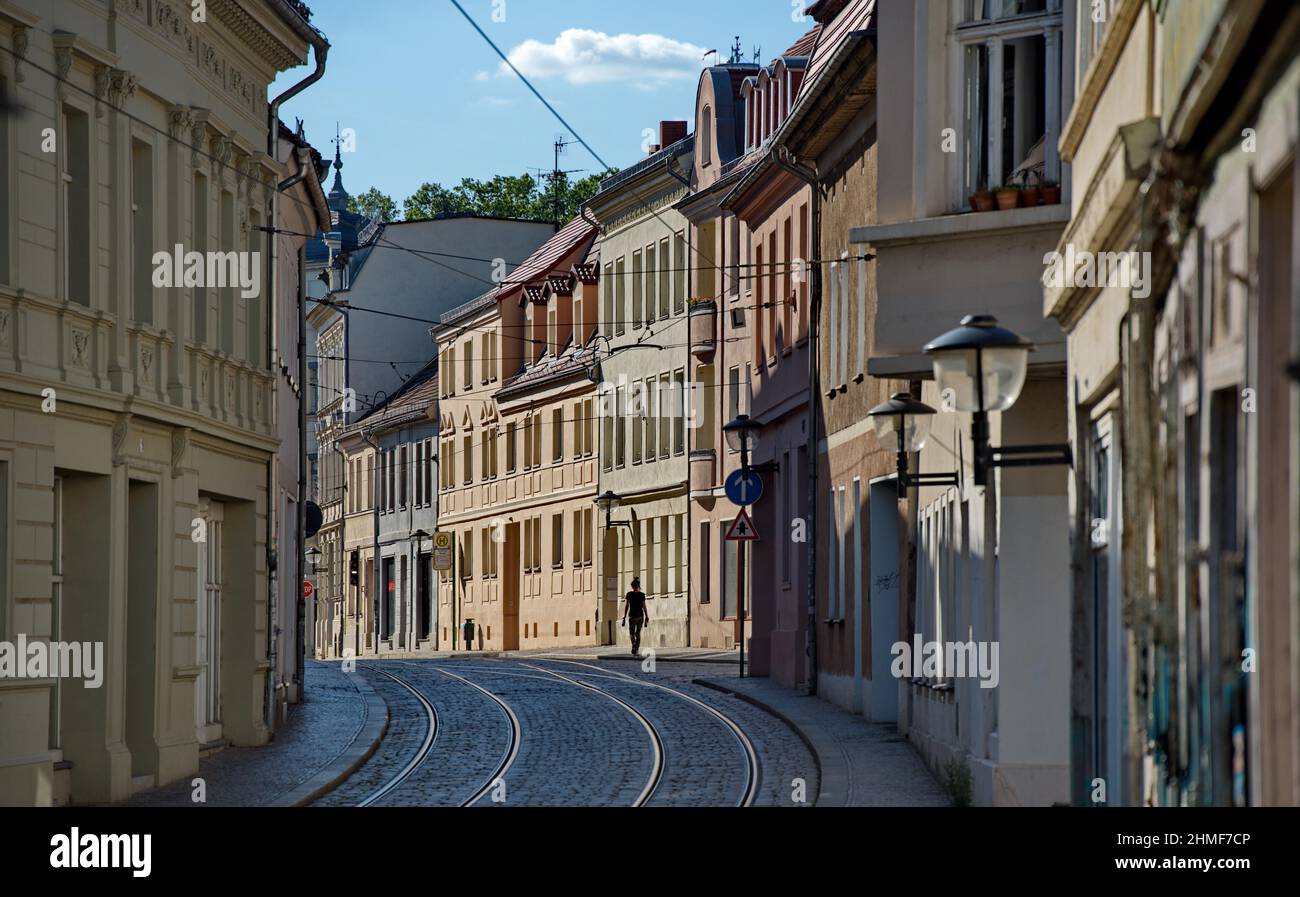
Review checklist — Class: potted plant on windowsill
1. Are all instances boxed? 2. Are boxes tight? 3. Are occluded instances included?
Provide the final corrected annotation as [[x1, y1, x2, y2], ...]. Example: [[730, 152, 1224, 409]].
[[1017, 169, 1042, 208], [993, 184, 1020, 211], [969, 189, 994, 213], [1040, 180, 1061, 205]]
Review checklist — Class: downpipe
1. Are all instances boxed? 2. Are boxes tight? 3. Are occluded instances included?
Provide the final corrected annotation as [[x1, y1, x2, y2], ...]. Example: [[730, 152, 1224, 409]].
[[264, 22, 328, 729], [774, 147, 821, 695]]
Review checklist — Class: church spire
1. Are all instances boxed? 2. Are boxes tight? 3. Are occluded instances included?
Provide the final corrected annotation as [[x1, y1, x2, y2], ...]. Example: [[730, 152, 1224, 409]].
[[327, 122, 350, 213]]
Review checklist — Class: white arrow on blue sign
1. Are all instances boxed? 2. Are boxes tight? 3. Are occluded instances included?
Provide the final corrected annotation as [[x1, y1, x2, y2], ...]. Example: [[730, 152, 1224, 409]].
[[725, 469, 764, 507]]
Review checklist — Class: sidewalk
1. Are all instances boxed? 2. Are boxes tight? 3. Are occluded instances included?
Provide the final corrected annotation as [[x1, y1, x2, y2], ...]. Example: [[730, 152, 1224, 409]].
[[329, 644, 741, 664], [115, 661, 385, 807], [696, 676, 950, 807]]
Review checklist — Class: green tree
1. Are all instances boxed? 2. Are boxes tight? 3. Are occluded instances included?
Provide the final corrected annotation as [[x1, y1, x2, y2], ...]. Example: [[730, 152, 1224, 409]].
[[348, 188, 398, 223], [401, 169, 616, 224]]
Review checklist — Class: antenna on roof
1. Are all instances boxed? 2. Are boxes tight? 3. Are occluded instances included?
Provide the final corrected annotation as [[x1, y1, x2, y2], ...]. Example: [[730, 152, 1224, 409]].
[[730, 36, 744, 65], [549, 136, 584, 229], [752, 45, 762, 65]]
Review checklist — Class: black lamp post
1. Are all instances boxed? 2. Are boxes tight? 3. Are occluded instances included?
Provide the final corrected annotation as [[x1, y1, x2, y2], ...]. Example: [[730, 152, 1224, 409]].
[[867, 393, 959, 499], [722, 413, 762, 677], [923, 315, 1072, 486]]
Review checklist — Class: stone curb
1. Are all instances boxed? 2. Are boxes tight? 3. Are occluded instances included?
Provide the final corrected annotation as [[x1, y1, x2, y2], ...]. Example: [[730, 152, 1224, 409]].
[[596, 653, 739, 664], [693, 678, 825, 807], [270, 670, 389, 808]]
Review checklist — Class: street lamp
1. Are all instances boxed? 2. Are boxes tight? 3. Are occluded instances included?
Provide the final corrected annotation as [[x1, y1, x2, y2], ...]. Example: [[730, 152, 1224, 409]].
[[306, 546, 322, 575], [868, 392, 958, 499], [595, 490, 633, 530], [923, 315, 1071, 486], [722, 413, 762, 469]]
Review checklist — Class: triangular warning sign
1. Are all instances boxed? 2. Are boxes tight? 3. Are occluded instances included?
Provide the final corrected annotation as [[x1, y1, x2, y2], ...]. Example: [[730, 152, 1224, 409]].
[[725, 508, 760, 542]]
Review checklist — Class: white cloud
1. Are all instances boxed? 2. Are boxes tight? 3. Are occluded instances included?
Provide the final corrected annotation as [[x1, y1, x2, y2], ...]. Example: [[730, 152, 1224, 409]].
[[499, 29, 708, 86]]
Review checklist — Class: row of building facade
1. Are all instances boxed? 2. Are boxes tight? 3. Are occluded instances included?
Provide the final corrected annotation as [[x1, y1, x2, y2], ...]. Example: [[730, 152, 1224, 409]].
[[308, 0, 1300, 807], [1, 0, 332, 805]]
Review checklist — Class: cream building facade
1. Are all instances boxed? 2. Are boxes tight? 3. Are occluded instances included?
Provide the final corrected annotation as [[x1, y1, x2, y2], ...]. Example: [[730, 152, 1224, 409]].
[[0, 0, 325, 805], [434, 218, 599, 650], [587, 127, 694, 650]]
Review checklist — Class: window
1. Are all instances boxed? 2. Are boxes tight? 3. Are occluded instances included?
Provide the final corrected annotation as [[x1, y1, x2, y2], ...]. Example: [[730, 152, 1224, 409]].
[[532, 518, 542, 573], [131, 138, 154, 324], [603, 262, 614, 338], [1077, 0, 1118, 85], [463, 435, 473, 484], [553, 408, 563, 462], [632, 250, 643, 329], [766, 231, 777, 360], [461, 532, 473, 581], [659, 373, 671, 458], [701, 107, 713, 166], [61, 105, 90, 306], [632, 382, 644, 465], [780, 217, 791, 353], [463, 341, 473, 389], [699, 521, 711, 603], [673, 370, 686, 455], [424, 439, 434, 504], [523, 415, 534, 469], [552, 514, 564, 568], [645, 378, 657, 463], [220, 190, 235, 354], [481, 432, 490, 482], [615, 257, 627, 336], [572, 402, 583, 460], [727, 367, 741, 438], [532, 413, 542, 470], [659, 238, 671, 319], [507, 422, 517, 473], [246, 210, 263, 366], [645, 243, 658, 327], [798, 204, 809, 339], [855, 251, 867, 381], [673, 232, 686, 315], [602, 388, 614, 472], [957, 0, 1061, 195], [583, 399, 594, 457], [755, 243, 765, 358], [838, 251, 850, 388], [399, 446, 408, 507], [583, 508, 594, 565], [548, 306, 558, 354], [489, 428, 499, 479], [192, 173, 208, 341], [616, 388, 626, 468], [697, 364, 715, 452]]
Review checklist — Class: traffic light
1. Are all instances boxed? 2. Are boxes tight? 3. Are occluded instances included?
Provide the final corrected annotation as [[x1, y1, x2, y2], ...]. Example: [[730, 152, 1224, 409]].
[[349, 551, 359, 586]]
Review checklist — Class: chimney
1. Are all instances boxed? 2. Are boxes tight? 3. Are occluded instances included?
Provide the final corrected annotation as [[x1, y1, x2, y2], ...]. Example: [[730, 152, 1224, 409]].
[[659, 120, 688, 149]]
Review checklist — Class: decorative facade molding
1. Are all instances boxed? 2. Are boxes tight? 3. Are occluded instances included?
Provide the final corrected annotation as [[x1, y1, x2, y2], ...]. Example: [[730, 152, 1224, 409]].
[[168, 104, 194, 142], [105, 68, 137, 107], [11, 24, 27, 83]]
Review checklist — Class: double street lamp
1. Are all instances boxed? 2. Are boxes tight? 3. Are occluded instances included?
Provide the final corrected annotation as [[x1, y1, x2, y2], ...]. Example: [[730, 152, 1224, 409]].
[[921, 314, 1071, 487]]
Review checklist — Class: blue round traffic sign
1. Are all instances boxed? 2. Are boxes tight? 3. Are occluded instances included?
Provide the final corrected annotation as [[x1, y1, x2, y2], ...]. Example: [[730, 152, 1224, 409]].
[[725, 469, 763, 507]]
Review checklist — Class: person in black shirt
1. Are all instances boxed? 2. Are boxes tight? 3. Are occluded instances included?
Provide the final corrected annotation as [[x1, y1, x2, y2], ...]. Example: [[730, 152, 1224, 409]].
[[622, 578, 649, 656]]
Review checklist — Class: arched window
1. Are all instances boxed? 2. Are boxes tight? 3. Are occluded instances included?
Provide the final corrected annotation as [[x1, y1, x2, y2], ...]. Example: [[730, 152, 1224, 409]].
[[701, 106, 713, 167]]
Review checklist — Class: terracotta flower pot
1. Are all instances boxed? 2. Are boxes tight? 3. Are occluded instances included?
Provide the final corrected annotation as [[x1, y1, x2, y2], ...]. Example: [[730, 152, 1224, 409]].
[[1041, 184, 1061, 205], [971, 191, 994, 212], [1020, 187, 1041, 207], [994, 188, 1019, 211]]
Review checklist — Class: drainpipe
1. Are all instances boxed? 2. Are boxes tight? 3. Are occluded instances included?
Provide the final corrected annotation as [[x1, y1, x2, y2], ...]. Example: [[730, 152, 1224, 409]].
[[773, 147, 821, 696], [264, 10, 328, 727], [362, 429, 383, 655]]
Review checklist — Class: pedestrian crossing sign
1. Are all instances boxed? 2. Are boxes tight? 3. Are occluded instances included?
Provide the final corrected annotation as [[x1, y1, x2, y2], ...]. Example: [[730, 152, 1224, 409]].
[[725, 508, 760, 542]]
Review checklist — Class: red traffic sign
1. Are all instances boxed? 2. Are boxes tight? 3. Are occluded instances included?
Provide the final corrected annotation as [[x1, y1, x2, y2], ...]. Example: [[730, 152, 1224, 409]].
[[725, 508, 760, 542], [302, 581, 314, 599]]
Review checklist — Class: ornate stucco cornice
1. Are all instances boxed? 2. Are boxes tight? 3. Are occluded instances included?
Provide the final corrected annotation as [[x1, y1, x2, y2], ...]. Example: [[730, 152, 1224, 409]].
[[210, 0, 309, 71]]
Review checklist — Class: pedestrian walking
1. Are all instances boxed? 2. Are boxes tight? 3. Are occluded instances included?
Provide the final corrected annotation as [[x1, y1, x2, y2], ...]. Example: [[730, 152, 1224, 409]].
[[622, 578, 649, 656], [462, 618, 474, 652]]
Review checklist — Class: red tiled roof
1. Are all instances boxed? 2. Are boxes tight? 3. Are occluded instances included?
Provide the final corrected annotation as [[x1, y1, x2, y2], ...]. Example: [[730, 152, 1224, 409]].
[[499, 216, 597, 302], [783, 24, 822, 58], [803, 0, 875, 91]]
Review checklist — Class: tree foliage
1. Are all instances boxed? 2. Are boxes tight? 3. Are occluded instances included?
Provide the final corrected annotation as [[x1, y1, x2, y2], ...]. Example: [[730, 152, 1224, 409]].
[[347, 187, 398, 223], [400, 170, 613, 223]]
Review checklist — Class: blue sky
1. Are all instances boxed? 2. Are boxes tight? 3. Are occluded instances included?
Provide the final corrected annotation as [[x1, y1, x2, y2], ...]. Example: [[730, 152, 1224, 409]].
[[272, 0, 814, 208]]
